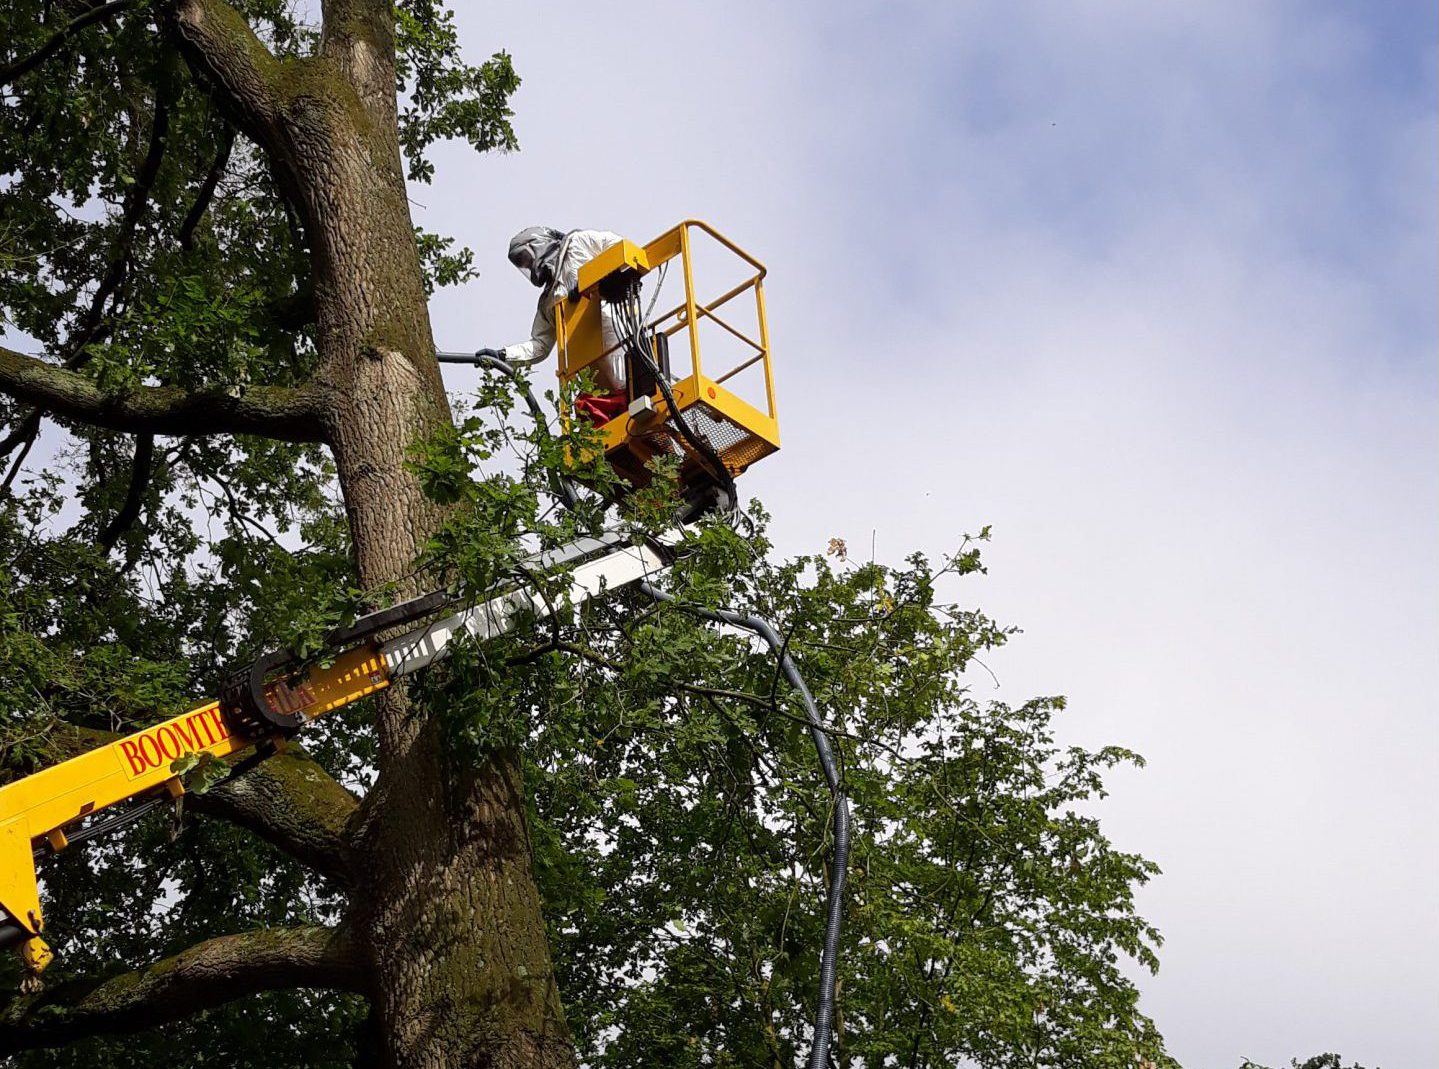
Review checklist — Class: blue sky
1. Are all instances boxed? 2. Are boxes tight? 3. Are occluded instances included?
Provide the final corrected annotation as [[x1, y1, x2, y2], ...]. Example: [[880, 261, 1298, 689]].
[[424, 3, 1437, 1066]]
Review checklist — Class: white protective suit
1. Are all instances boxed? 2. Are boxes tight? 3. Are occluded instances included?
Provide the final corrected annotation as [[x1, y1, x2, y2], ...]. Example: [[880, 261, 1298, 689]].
[[500, 227, 625, 393]]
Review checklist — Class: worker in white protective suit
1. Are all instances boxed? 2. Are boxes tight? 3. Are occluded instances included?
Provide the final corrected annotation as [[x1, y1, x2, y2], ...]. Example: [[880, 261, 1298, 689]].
[[499, 226, 628, 425]]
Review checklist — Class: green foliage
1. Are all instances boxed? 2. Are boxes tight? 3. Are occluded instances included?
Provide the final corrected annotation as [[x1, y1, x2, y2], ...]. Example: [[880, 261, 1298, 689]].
[[2, 1, 1174, 1066], [1242, 1057, 1374, 1069], [170, 750, 230, 794], [522, 529, 1171, 1068], [403, 396, 1177, 1066], [395, 1, 521, 184], [415, 227, 478, 296]]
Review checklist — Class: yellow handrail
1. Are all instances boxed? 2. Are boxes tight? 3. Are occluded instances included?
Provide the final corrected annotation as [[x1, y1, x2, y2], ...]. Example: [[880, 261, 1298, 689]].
[[555, 220, 779, 463]]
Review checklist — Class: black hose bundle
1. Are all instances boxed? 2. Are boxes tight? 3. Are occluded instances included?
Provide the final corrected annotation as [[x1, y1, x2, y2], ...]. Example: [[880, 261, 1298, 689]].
[[607, 282, 738, 513]]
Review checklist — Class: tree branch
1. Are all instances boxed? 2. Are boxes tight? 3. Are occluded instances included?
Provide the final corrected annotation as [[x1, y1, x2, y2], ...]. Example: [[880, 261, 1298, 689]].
[[179, 122, 235, 250], [0, 924, 365, 1053], [97, 433, 154, 549], [64, 82, 171, 362], [319, 0, 397, 121], [0, 0, 136, 88], [170, 0, 284, 144], [0, 427, 37, 496], [206, 470, 285, 547], [0, 410, 42, 462], [192, 744, 360, 885], [0, 344, 328, 441]]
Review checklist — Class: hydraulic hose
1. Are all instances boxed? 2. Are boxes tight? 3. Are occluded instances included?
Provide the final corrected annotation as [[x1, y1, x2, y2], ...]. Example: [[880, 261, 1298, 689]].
[[639, 582, 849, 1069], [611, 286, 738, 512], [435, 349, 582, 511], [442, 337, 848, 1066]]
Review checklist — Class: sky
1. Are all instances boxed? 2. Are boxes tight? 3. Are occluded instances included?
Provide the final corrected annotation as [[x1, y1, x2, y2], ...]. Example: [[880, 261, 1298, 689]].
[[419, 3, 1438, 1067]]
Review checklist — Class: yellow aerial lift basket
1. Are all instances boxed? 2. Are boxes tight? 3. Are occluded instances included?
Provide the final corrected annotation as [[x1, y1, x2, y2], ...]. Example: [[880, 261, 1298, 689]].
[[555, 220, 779, 503]]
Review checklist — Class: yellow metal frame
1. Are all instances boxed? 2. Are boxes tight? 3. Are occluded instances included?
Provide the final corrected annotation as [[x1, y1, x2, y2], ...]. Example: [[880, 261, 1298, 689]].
[[555, 220, 779, 476], [0, 647, 393, 976]]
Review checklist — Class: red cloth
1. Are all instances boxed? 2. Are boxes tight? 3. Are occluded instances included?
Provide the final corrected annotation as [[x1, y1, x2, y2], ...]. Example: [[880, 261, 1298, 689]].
[[574, 391, 627, 426]]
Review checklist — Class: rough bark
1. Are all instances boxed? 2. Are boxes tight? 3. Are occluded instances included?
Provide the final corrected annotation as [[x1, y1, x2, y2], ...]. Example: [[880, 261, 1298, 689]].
[[0, 925, 364, 1053], [355, 732, 575, 1069], [0, 2, 577, 1064], [192, 746, 361, 886], [174, 2, 575, 1065]]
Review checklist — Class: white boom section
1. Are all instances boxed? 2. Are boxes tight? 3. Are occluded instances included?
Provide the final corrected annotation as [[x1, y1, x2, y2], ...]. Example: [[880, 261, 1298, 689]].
[[380, 534, 671, 679]]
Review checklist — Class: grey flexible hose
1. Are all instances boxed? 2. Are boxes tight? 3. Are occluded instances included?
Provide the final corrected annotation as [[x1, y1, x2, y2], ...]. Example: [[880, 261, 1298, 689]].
[[640, 582, 849, 1069], [436, 350, 582, 511], [440, 346, 849, 1066]]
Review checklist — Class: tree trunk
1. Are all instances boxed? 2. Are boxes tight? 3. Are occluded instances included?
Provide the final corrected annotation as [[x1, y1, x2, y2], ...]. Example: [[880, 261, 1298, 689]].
[[357, 735, 575, 1069], [306, 120, 576, 1069], [248, 12, 576, 1067]]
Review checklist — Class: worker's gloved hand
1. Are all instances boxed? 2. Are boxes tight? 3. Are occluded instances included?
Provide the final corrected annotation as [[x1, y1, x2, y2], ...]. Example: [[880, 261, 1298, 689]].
[[473, 347, 503, 360]]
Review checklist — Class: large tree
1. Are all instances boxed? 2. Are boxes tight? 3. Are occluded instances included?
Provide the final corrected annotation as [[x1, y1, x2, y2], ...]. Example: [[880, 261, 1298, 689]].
[[0, 3, 1176, 1067]]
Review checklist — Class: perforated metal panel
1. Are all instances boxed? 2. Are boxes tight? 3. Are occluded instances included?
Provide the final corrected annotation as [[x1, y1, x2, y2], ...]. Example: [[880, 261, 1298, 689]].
[[682, 402, 775, 473]]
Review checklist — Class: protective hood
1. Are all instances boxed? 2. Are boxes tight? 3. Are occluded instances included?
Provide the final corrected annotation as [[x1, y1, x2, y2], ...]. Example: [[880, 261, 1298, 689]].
[[508, 226, 565, 289]]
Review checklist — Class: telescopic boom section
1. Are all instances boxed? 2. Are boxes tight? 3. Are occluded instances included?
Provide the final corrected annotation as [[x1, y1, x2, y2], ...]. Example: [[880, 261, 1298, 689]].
[[0, 532, 670, 981]]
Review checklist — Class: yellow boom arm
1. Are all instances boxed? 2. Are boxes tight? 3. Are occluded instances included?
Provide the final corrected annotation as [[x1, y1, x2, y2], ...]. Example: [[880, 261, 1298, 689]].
[[0, 699, 249, 975], [0, 531, 669, 981], [0, 644, 391, 978]]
